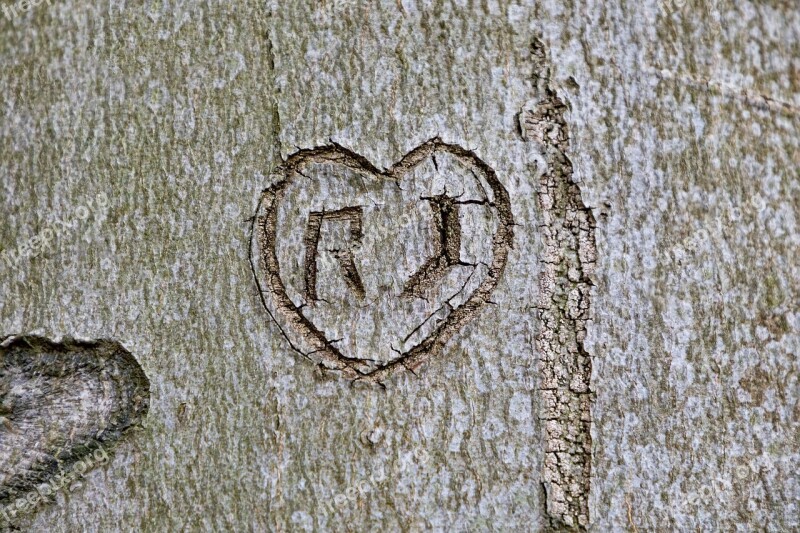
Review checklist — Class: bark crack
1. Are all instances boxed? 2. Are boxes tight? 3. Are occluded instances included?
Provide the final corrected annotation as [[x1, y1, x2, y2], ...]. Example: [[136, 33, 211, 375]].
[[521, 37, 597, 531]]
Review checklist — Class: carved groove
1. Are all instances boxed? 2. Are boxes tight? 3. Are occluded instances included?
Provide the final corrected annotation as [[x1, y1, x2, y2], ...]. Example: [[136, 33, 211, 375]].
[[249, 138, 515, 384], [0, 335, 150, 520], [304, 206, 365, 302], [401, 194, 463, 299]]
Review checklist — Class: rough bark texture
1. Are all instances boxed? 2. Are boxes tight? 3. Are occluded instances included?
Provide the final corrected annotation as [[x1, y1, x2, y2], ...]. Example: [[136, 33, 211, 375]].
[[0, 0, 798, 531], [523, 38, 596, 529]]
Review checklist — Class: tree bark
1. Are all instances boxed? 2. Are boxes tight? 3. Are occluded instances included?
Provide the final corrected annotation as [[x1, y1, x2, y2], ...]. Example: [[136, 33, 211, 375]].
[[0, 0, 797, 531]]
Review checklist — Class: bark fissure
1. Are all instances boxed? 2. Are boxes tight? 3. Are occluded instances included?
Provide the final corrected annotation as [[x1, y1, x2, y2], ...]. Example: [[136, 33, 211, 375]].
[[522, 38, 597, 531]]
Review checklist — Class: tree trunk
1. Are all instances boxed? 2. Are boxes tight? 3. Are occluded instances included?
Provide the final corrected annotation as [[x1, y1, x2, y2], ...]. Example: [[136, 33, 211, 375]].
[[0, 0, 797, 531]]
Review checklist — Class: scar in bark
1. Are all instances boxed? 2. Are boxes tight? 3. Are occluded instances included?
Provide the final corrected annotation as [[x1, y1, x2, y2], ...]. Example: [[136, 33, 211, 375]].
[[304, 206, 366, 302], [402, 194, 463, 299]]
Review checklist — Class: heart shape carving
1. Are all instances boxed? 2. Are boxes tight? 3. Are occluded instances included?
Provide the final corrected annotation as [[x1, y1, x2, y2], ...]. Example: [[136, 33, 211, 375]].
[[0, 335, 149, 518], [250, 138, 514, 383]]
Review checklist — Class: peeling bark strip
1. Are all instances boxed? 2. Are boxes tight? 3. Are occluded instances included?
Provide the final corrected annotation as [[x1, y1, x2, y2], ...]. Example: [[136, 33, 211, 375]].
[[521, 39, 597, 531], [0, 336, 150, 514], [250, 139, 515, 384]]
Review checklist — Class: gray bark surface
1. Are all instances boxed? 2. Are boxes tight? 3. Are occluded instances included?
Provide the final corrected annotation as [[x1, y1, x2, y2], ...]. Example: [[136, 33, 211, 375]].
[[0, 0, 797, 531]]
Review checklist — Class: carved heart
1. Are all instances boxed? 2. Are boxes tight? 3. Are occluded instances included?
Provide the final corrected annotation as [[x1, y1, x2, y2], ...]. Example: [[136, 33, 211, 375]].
[[250, 138, 514, 383], [0, 336, 149, 517]]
